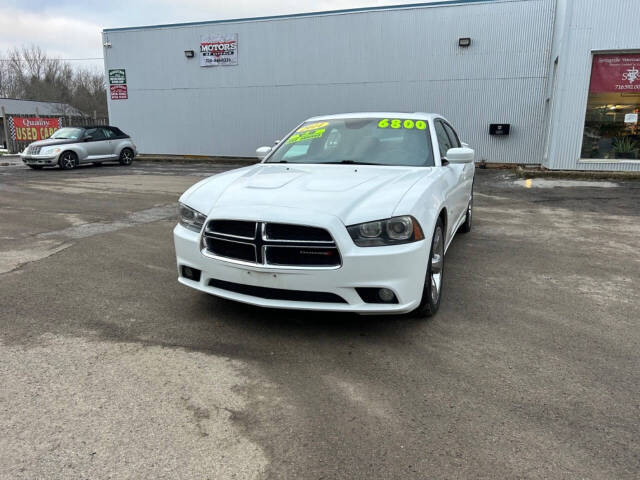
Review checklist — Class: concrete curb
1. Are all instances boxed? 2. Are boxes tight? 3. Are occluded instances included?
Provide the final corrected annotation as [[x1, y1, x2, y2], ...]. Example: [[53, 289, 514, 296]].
[[515, 166, 640, 181]]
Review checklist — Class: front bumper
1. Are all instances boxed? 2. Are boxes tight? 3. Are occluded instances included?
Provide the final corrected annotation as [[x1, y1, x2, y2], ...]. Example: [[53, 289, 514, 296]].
[[20, 153, 58, 165], [173, 212, 429, 314]]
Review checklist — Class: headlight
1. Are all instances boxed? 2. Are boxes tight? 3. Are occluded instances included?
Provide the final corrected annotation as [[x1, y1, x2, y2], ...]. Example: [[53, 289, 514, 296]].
[[178, 202, 206, 232], [347, 215, 424, 247], [40, 146, 61, 155]]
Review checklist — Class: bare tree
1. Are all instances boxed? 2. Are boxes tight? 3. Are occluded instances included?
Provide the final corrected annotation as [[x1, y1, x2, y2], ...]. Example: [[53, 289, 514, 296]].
[[0, 46, 107, 116]]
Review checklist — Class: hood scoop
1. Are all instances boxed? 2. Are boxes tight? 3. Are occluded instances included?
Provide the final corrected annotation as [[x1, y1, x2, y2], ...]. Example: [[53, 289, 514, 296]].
[[245, 168, 304, 189]]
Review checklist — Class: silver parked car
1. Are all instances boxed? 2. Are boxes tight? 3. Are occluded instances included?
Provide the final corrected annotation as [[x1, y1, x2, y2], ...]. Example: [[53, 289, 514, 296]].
[[19, 125, 137, 170]]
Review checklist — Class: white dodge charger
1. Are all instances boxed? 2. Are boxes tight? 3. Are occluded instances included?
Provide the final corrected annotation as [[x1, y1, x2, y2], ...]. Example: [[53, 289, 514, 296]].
[[174, 113, 474, 317]]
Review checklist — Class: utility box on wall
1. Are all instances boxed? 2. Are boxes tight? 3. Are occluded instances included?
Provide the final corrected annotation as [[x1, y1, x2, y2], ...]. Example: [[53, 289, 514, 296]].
[[489, 124, 511, 136]]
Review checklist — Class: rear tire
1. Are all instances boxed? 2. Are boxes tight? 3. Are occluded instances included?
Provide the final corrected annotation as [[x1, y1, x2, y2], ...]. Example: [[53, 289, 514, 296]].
[[58, 151, 77, 170], [28, 165, 43, 170], [412, 218, 445, 318], [119, 148, 134, 166]]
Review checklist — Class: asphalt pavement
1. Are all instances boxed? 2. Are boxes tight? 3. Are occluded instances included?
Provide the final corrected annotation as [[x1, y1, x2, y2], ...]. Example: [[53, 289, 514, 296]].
[[1, 161, 638, 479]]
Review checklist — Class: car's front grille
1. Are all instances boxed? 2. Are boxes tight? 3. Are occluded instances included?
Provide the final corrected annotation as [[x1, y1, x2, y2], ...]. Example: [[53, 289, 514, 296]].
[[202, 220, 341, 268], [27, 145, 42, 155], [208, 278, 347, 303]]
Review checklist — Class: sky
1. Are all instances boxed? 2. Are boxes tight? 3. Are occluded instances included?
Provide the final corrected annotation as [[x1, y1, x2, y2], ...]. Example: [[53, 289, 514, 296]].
[[0, 0, 439, 71]]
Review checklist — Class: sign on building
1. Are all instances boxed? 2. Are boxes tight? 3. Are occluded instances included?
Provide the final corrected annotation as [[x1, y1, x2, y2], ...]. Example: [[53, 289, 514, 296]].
[[110, 85, 129, 100], [109, 69, 127, 85], [8, 116, 62, 141], [200, 34, 238, 67], [589, 54, 640, 92]]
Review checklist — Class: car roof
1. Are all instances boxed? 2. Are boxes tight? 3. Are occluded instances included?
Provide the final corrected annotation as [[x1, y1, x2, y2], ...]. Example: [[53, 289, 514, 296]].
[[305, 112, 445, 122], [66, 125, 121, 130]]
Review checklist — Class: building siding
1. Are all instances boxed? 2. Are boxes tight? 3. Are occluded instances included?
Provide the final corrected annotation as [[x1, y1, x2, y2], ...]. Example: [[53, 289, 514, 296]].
[[103, 0, 555, 162], [545, 0, 640, 171]]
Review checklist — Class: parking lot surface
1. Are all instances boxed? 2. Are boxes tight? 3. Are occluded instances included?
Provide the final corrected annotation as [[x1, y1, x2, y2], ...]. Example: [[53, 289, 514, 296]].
[[1, 161, 638, 479]]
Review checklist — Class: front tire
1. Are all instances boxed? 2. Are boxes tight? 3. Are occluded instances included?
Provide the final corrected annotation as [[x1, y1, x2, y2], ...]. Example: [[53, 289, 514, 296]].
[[459, 191, 473, 234], [413, 218, 445, 318], [119, 148, 134, 166], [58, 151, 77, 170]]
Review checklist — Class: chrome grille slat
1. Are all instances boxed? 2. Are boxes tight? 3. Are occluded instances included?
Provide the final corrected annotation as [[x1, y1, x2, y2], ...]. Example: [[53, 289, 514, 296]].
[[202, 220, 341, 268]]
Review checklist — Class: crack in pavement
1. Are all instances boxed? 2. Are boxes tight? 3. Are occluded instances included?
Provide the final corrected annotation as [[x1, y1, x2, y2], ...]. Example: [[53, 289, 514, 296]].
[[0, 205, 176, 274]]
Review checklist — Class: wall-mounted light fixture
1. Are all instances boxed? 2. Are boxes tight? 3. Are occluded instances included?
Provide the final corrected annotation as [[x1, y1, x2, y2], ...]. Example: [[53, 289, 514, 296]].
[[458, 37, 471, 48], [184, 50, 195, 58]]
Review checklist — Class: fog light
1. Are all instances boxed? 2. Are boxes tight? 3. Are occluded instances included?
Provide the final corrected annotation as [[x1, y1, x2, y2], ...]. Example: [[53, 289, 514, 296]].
[[181, 265, 201, 281], [378, 288, 395, 302]]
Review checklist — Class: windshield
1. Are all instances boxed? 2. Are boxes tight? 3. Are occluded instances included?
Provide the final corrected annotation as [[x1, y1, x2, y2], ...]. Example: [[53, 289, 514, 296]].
[[266, 118, 434, 167], [50, 127, 83, 140]]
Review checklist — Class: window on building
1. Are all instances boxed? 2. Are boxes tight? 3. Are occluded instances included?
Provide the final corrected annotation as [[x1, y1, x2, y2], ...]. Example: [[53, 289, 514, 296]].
[[581, 53, 640, 160]]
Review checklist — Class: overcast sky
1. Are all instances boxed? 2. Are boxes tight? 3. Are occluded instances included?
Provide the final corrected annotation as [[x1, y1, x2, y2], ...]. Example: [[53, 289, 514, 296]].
[[0, 0, 437, 71]]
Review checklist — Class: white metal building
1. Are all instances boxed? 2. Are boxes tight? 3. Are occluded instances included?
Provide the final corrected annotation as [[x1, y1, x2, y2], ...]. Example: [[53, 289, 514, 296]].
[[102, 0, 640, 170]]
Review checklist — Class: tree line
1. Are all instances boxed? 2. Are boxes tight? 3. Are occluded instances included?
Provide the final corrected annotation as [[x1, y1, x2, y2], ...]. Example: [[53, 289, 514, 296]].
[[0, 46, 107, 117]]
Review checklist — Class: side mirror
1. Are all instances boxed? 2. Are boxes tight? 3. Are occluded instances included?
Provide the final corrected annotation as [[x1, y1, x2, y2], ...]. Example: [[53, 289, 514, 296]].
[[445, 147, 474, 164], [84, 136, 93, 142], [256, 146, 272, 160]]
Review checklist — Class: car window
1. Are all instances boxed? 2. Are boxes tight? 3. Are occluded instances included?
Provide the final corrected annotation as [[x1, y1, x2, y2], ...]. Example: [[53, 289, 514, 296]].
[[434, 121, 453, 157], [100, 127, 115, 139], [85, 128, 106, 141], [266, 118, 435, 167], [50, 127, 83, 140], [443, 123, 461, 148], [282, 142, 311, 159]]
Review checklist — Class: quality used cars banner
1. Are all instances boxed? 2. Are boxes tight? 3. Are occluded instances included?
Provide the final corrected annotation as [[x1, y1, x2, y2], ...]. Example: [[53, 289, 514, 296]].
[[8, 116, 62, 141], [200, 33, 238, 67], [589, 54, 640, 92]]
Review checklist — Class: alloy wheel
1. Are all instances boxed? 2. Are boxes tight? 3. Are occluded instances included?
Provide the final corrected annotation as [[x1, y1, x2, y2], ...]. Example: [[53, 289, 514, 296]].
[[61, 153, 75, 169], [430, 226, 444, 304], [121, 150, 133, 164]]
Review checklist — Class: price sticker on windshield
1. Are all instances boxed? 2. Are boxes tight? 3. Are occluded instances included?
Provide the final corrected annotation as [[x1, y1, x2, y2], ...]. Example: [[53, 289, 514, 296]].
[[286, 128, 326, 144], [378, 119, 427, 130], [297, 121, 329, 133]]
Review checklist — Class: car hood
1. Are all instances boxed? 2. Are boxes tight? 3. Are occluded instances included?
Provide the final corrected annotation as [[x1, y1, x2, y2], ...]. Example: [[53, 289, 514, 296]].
[[27, 138, 79, 147], [183, 163, 436, 225]]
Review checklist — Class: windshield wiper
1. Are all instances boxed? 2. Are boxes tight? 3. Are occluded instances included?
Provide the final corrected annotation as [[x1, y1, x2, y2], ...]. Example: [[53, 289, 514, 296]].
[[322, 160, 380, 165]]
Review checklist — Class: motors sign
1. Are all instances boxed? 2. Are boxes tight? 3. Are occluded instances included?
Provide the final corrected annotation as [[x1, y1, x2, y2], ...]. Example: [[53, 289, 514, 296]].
[[200, 34, 238, 67], [589, 54, 640, 93], [8, 116, 62, 141]]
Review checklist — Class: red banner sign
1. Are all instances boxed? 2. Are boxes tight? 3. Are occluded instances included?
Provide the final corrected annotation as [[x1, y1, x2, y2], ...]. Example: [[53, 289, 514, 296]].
[[8, 116, 62, 141], [110, 84, 128, 100], [589, 54, 640, 93]]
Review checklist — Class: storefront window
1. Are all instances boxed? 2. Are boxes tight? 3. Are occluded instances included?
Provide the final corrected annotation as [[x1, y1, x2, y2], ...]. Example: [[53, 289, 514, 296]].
[[581, 53, 640, 160]]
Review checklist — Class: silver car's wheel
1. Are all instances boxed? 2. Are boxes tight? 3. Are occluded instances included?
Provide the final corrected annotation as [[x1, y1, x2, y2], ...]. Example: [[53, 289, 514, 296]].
[[59, 151, 76, 170], [119, 148, 134, 166]]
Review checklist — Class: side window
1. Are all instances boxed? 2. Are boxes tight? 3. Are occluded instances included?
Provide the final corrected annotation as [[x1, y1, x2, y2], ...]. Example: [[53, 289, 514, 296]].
[[443, 123, 461, 148], [101, 127, 115, 139], [85, 128, 106, 141], [434, 121, 453, 157]]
